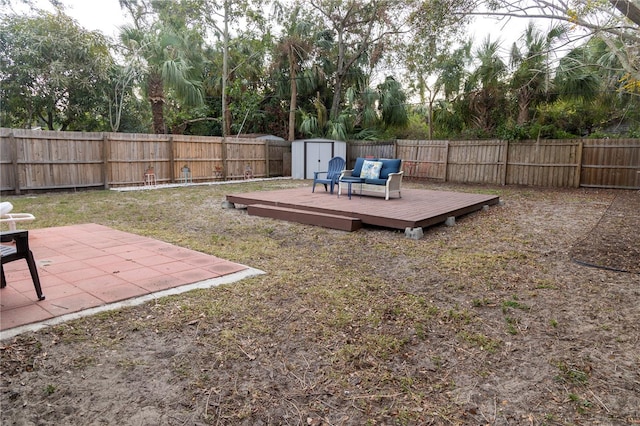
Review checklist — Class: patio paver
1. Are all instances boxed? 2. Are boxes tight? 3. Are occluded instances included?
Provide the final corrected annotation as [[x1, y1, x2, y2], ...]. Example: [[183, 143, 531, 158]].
[[0, 224, 261, 337]]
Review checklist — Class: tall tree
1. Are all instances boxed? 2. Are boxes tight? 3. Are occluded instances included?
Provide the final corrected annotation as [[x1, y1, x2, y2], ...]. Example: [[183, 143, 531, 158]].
[[272, 4, 315, 141], [509, 23, 566, 124], [465, 37, 508, 133], [119, 23, 204, 134], [194, 0, 270, 137], [479, 0, 640, 85], [0, 11, 112, 130], [307, 0, 405, 121], [407, 42, 473, 139]]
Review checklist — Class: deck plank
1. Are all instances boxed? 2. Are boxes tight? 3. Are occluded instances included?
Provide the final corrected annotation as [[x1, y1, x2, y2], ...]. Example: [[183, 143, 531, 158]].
[[227, 187, 500, 231]]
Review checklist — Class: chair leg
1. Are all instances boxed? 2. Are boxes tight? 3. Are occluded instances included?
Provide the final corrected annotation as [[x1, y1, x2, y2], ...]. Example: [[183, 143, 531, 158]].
[[1, 264, 6, 289], [25, 250, 45, 300]]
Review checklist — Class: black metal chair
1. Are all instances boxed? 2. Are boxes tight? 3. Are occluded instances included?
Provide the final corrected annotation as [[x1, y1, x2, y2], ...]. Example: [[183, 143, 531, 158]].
[[1, 230, 45, 300], [312, 156, 346, 194]]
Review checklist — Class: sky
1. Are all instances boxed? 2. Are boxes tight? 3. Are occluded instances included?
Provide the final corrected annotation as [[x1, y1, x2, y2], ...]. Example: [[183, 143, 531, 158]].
[[22, 0, 534, 49], [16, 0, 129, 37]]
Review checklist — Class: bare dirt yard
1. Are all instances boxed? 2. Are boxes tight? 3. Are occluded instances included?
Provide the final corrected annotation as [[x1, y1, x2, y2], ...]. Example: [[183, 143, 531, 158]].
[[1, 181, 639, 425]]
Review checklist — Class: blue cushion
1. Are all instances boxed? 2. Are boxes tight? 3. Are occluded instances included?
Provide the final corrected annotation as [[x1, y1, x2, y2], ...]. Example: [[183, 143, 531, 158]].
[[364, 178, 387, 185], [352, 157, 374, 177], [379, 159, 402, 179], [341, 177, 364, 183]]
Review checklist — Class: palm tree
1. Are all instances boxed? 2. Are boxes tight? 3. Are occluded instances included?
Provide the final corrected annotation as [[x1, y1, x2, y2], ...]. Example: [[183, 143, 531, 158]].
[[466, 37, 508, 133], [273, 6, 314, 141], [120, 23, 203, 134], [377, 76, 408, 128], [509, 23, 566, 125], [420, 42, 472, 139]]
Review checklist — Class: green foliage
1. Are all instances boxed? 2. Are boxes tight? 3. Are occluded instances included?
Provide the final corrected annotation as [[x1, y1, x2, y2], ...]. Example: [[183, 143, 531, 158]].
[[396, 112, 430, 140], [0, 11, 113, 130], [3, 0, 640, 139], [377, 76, 409, 127], [119, 19, 204, 134]]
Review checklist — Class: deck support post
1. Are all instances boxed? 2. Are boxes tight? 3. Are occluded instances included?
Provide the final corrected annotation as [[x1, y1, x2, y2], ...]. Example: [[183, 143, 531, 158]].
[[404, 227, 423, 240]]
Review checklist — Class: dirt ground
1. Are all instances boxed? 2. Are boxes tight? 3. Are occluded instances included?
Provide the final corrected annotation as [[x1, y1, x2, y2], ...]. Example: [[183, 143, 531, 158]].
[[1, 182, 639, 425]]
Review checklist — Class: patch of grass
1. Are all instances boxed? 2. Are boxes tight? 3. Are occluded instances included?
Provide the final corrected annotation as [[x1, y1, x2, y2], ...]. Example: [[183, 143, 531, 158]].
[[568, 393, 592, 414], [117, 358, 146, 369], [445, 307, 473, 326], [71, 355, 98, 369], [505, 316, 519, 335], [554, 361, 590, 386], [472, 297, 492, 307], [44, 384, 56, 395], [457, 331, 501, 353], [501, 296, 530, 313], [534, 279, 557, 289]]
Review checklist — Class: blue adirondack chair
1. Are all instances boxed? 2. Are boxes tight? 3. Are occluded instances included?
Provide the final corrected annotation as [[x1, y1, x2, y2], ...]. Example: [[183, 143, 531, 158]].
[[312, 156, 346, 194]]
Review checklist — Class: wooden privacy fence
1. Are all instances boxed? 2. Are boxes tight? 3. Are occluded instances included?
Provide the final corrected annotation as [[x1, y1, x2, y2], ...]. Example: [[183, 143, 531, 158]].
[[392, 139, 639, 189], [0, 129, 291, 194], [1, 128, 638, 193]]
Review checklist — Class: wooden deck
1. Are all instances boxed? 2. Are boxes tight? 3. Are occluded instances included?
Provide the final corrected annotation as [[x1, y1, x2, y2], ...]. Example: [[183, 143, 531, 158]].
[[226, 187, 500, 231]]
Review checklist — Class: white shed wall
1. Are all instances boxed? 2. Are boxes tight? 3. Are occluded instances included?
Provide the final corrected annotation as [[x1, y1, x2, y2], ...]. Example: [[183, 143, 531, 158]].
[[291, 139, 347, 179]]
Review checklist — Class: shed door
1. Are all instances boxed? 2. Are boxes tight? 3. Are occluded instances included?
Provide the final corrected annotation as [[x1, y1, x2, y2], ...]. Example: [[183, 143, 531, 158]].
[[305, 142, 334, 179]]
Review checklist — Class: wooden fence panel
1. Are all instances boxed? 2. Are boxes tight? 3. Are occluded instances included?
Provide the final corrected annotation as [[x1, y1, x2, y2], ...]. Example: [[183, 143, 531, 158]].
[[267, 141, 291, 177], [1, 129, 104, 191], [581, 139, 640, 189], [172, 135, 224, 182], [0, 129, 16, 191], [396, 140, 447, 179], [506, 140, 582, 187], [106, 133, 172, 186], [446, 140, 505, 184], [225, 138, 266, 179], [347, 141, 395, 166]]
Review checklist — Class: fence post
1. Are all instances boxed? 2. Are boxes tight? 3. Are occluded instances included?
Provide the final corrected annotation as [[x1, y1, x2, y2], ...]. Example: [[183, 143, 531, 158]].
[[9, 132, 21, 195], [102, 133, 110, 189], [265, 140, 270, 178], [575, 141, 583, 188], [443, 141, 450, 182], [168, 136, 175, 183], [222, 137, 228, 180], [501, 140, 509, 186]]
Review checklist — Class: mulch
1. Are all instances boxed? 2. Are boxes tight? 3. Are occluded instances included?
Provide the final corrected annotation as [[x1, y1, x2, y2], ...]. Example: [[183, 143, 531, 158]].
[[570, 190, 640, 274]]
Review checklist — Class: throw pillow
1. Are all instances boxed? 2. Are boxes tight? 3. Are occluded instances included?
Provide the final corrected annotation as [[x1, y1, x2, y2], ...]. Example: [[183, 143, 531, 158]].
[[360, 160, 383, 179]]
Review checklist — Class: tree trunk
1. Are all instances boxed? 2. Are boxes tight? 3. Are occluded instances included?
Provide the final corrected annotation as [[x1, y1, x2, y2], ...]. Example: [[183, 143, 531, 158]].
[[288, 52, 297, 142], [148, 72, 165, 134], [517, 92, 531, 125], [222, 0, 230, 137], [610, 0, 640, 25]]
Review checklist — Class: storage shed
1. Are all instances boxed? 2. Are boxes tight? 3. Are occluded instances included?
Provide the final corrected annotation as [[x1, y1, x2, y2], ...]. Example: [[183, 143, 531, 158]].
[[291, 138, 347, 179]]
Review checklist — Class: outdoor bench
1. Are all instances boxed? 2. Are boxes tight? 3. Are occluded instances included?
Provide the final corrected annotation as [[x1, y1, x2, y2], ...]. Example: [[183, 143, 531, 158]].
[[338, 157, 403, 200]]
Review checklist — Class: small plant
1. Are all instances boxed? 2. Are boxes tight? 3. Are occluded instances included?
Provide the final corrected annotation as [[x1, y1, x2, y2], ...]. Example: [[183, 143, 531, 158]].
[[568, 393, 592, 414], [554, 361, 590, 386], [505, 316, 519, 335], [457, 331, 501, 353], [501, 296, 530, 313], [549, 319, 558, 328], [44, 384, 56, 395], [472, 297, 491, 307]]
